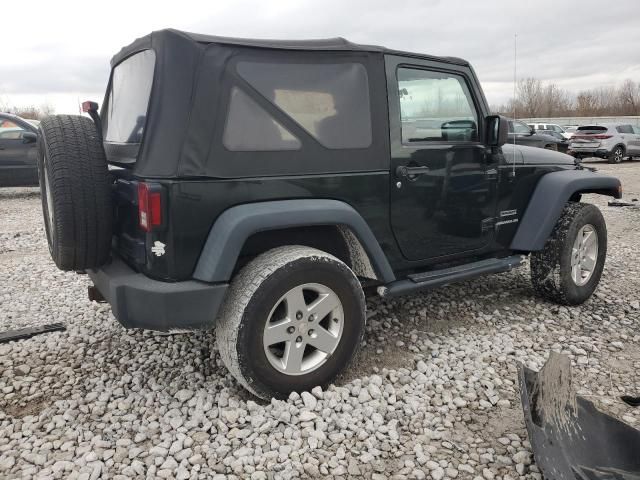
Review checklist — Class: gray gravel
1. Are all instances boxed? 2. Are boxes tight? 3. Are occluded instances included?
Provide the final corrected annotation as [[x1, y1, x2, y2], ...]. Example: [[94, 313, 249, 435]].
[[1, 160, 639, 479]]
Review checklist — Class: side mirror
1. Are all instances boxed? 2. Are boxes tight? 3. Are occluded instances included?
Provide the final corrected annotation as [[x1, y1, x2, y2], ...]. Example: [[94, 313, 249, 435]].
[[22, 132, 37, 144], [486, 115, 508, 147], [529, 128, 536, 136]]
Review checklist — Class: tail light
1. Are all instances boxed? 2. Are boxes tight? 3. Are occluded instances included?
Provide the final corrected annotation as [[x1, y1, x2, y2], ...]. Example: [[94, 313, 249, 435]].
[[137, 182, 162, 231], [572, 134, 612, 140]]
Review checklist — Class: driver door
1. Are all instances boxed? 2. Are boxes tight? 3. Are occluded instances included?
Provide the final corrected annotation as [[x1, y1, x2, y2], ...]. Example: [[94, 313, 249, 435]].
[[387, 58, 498, 262]]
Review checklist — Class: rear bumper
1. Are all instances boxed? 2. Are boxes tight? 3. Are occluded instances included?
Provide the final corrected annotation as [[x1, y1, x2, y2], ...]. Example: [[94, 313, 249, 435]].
[[88, 257, 227, 331], [568, 148, 610, 158]]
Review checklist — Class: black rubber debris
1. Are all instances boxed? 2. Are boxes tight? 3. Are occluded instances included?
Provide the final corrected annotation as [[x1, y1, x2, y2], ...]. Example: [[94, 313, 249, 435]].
[[518, 352, 640, 480], [0, 323, 66, 343], [608, 200, 639, 208], [621, 396, 640, 408]]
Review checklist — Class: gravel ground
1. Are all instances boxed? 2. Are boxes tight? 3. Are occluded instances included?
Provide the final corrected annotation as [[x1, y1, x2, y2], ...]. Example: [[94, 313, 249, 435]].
[[1, 159, 639, 480]]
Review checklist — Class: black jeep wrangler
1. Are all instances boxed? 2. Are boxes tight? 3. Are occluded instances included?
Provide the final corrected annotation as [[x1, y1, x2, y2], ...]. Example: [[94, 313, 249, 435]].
[[37, 29, 621, 399]]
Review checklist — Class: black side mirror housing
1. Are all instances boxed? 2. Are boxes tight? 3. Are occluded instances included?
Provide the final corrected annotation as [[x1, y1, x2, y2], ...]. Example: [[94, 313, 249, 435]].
[[22, 131, 37, 144], [486, 115, 509, 147]]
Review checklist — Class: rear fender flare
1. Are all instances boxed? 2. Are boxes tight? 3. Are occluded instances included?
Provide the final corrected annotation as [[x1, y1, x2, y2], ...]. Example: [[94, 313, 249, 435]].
[[510, 170, 621, 252], [193, 199, 395, 283]]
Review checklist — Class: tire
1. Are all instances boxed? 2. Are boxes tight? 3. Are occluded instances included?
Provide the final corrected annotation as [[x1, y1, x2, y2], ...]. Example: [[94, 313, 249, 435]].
[[608, 145, 625, 164], [216, 246, 366, 399], [530, 202, 607, 305], [38, 115, 112, 271]]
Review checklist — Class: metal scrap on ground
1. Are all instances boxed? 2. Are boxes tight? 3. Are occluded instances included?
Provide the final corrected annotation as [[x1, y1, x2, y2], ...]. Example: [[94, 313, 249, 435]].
[[518, 352, 640, 480]]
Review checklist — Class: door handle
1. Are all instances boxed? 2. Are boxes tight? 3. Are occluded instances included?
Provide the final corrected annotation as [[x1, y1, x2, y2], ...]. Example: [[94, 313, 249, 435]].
[[396, 165, 430, 178]]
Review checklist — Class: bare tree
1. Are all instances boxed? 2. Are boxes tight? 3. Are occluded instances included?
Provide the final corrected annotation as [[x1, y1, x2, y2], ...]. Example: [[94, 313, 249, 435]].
[[517, 78, 544, 117], [618, 79, 640, 115]]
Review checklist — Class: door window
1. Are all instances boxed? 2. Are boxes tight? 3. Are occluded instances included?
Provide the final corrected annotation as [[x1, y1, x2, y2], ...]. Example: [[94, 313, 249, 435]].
[[0, 126, 26, 140], [510, 121, 531, 134], [397, 68, 478, 143]]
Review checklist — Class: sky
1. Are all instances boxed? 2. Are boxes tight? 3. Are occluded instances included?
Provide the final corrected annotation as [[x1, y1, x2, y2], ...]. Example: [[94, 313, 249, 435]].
[[2, 0, 639, 114]]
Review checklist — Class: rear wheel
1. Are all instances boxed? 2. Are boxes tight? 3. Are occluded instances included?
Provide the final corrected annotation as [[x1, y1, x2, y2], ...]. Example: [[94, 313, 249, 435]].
[[38, 115, 112, 271], [608, 146, 625, 163], [216, 246, 366, 399], [530, 203, 606, 305]]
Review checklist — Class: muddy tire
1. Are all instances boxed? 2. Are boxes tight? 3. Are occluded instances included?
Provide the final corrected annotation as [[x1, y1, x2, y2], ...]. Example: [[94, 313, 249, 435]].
[[38, 115, 112, 271], [216, 246, 366, 399], [530, 202, 606, 305]]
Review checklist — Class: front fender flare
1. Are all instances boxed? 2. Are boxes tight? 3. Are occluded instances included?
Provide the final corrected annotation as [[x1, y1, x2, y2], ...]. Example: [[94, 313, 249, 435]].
[[510, 169, 621, 252], [193, 199, 395, 283]]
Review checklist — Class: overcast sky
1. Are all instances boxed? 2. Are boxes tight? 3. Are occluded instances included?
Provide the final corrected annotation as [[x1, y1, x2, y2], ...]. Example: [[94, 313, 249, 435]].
[[2, 0, 639, 114]]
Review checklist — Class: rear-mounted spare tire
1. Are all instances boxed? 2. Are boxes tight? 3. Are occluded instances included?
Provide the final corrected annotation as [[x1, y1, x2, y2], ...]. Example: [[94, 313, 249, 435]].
[[38, 115, 112, 271]]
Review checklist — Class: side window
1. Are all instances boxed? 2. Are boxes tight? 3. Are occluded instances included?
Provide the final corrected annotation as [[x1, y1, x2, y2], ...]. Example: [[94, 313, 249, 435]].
[[223, 87, 301, 151], [512, 121, 531, 134], [616, 124, 633, 134], [0, 124, 26, 140], [236, 61, 372, 149], [397, 68, 478, 143]]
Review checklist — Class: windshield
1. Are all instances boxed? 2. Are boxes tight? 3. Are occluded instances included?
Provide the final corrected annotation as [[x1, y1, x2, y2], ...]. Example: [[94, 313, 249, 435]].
[[105, 50, 155, 144]]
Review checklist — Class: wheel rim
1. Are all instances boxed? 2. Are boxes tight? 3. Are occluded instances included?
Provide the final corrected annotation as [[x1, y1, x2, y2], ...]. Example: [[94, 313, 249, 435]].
[[613, 148, 623, 162], [571, 224, 598, 286], [263, 283, 344, 376], [43, 154, 55, 240]]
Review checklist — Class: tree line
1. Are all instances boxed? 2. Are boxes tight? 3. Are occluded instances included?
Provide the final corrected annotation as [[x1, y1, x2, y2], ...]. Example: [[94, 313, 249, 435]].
[[492, 78, 640, 118]]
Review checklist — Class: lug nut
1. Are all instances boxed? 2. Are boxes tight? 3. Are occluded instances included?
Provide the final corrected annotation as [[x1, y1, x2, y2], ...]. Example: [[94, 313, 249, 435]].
[[296, 311, 303, 320], [308, 314, 315, 322], [296, 336, 303, 343], [308, 329, 315, 336], [287, 326, 295, 334]]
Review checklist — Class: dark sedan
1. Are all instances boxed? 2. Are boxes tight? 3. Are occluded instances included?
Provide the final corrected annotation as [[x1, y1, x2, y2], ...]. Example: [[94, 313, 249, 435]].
[[532, 128, 570, 153], [508, 119, 565, 152], [0, 113, 39, 187]]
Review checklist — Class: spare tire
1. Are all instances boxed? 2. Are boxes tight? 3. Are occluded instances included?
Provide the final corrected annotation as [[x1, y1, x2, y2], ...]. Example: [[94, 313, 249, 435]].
[[37, 115, 112, 271]]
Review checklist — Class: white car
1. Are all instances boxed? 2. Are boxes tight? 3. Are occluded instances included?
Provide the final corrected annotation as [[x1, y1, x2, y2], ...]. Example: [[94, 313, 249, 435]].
[[569, 123, 640, 163], [528, 123, 573, 140]]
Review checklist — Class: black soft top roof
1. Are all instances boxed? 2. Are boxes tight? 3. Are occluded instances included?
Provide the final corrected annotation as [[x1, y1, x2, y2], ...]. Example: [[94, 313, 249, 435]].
[[111, 28, 468, 67]]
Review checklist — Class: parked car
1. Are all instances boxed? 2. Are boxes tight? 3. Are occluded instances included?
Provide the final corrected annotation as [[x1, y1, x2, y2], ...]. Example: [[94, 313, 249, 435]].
[[508, 120, 565, 151], [532, 128, 570, 153], [37, 29, 621, 399], [0, 113, 39, 187], [528, 123, 572, 139], [568, 123, 640, 163]]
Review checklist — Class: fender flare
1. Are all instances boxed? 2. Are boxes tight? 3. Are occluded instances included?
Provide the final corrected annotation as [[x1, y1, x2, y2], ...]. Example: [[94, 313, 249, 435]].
[[193, 199, 395, 283], [510, 169, 621, 252]]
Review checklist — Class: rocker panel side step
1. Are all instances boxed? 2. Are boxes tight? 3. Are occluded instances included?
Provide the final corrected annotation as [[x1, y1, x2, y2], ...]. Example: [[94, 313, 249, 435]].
[[380, 255, 525, 298]]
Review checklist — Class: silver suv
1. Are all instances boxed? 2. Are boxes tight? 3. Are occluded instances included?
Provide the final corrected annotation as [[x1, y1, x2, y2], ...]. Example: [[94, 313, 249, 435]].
[[568, 123, 640, 163]]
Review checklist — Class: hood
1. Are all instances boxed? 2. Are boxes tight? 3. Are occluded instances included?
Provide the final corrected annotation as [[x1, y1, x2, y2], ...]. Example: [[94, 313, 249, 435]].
[[502, 143, 575, 166]]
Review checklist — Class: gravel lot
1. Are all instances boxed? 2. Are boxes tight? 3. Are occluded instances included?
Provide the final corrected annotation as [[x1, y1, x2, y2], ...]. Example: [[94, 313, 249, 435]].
[[1, 159, 639, 480]]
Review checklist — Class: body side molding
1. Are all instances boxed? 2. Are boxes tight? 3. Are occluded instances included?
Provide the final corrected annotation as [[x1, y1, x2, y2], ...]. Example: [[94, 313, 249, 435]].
[[193, 199, 395, 283], [510, 169, 621, 252]]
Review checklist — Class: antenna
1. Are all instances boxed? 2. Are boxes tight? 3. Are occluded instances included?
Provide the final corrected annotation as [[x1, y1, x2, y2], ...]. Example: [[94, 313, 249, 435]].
[[512, 33, 517, 176]]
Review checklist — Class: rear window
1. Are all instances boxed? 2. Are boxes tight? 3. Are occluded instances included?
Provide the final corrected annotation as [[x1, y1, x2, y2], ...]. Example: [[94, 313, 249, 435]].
[[576, 125, 608, 133], [105, 50, 155, 144], [236, 61, 372, 149]]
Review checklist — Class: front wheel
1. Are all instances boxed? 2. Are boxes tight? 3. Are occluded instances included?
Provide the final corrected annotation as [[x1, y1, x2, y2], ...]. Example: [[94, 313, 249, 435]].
[[216, 246, 366, 399], [530, 203, 607, 305]]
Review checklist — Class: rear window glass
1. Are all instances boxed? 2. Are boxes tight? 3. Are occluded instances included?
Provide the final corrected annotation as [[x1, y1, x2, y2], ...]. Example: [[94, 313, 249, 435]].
[[105, 50, 155, 144], [223, 87, 301, 151], [236, 61, 372, 149], [577, 126, 608, 133]]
